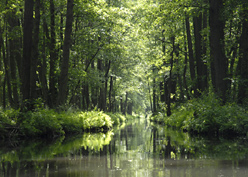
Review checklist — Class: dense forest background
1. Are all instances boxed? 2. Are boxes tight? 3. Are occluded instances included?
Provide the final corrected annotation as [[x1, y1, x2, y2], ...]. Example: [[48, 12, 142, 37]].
[[0, 0, 247, 115]]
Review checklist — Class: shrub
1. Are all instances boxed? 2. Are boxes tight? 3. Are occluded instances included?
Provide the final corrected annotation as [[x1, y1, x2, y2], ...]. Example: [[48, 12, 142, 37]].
[[19, 110, 64, 137], [58, 111, 113, 134], [106, 112, 126, 125], [164, 93, 248, 136], [0, 109, 115, 139]]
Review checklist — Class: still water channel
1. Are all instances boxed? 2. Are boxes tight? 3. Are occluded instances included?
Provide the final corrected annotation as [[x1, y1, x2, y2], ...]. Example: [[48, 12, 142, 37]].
[[1, 116, 248, 177]]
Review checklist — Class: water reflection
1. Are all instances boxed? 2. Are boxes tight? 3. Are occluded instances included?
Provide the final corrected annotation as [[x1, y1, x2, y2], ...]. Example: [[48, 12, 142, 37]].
[[1, 117, 248, 177]]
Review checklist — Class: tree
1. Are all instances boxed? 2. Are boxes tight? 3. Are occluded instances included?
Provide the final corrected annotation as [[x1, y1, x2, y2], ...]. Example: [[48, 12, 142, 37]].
[[237, 2, 248, 104], [209, 0, 229, 102], [49, 0, 58, 108], [22, 0, 34, 110], [57, 0, 74, 107]]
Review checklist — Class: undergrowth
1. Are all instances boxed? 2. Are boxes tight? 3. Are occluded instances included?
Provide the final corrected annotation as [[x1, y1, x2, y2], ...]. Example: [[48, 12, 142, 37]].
[[106, 112, 126, 125], [0, 109, 114, 139], [161, 93, 248, 137]]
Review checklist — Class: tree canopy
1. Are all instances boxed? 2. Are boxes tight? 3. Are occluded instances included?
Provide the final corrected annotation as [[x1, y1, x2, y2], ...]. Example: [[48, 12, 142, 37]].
[[0, 0, 247, 115]]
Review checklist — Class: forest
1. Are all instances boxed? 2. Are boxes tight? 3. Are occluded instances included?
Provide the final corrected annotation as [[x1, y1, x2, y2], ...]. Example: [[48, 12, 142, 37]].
[[0, 0, 248, 138]]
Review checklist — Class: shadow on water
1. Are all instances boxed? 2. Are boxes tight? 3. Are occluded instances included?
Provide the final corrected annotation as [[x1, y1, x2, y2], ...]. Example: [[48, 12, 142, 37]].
[[1, 116, 248, 176]]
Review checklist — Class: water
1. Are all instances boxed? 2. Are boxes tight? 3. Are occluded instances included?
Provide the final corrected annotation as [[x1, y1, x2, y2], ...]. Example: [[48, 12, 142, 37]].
[[1, 116, 248, 177]]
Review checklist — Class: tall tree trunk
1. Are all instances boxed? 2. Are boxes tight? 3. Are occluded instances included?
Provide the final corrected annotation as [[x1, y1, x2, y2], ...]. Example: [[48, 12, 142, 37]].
[[91, 61, 97, 108], [7, 8, 21, 108], [49, 0, 57, 107], [30, 0, 41, 100], [175, 45, 183, 101], [104, 60, 111, 111], [82, 82, 89, 110], [3, 77, 6, 109], [122, 92, 128, 115], [97, 58, 104, 110], [185, 17, 196, 95], [39, 26, 49, 105], [202, 8, 208, 91], [127, 99, 133, 115], [237, 4, 248, 104], [209, 0, 228, 102], [183, 25, 190, 100], [109, 76, 113, 112], [0, 23, 3, 106], [167, 36, 175, 117], [152, 66, 157, 113], [147, 77, 153, 111], [1, 21, 14, 107], [22, 0, 34, 109], [57, 0, 74, 107], [193, 15, 202, 96]]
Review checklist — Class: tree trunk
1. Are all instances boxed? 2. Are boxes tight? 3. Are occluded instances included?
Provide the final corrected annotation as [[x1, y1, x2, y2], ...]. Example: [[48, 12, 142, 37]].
[[104, 60, 111, 111], [97, 58, 104, 110], [91, 61, 97, 108], [209, 0, 228, 102], [0, 24, 3, 106], [237, 4, 248, 104], [176, 59, 183, 101], [194, 14, 208, 94], [127, 101, 133, 115], [123, 92, 128, 115], [82, 82, 89, 110], [147, 77, 153, 111], [3, 77, 6, 109], [193, 15, 202, 96], [109, 76, 113, 112], [202, 8, 209, 91], [39, 16, 49, 105], [49, 0, 58, 107], [22, 0, 34, 110], [167, 36, 175, 117], [183, 27, 190, 100], [57, 0, 74, 107], [6, 7, 21, 108], [1, 22, 14, 107], [30, 0, 41, 101], [152, 67, 157, 113], [185, 17, 196, 94]]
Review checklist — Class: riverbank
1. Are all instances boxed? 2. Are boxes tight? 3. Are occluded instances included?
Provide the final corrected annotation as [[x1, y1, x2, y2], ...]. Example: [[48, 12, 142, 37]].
[[0, 108, 134, 140], [153, 94, 248, 137]]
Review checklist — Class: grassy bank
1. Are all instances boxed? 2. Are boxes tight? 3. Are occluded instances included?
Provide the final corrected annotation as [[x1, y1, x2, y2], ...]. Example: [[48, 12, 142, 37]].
[[153, 94, 248, 137], [0, 109, 133, 140]]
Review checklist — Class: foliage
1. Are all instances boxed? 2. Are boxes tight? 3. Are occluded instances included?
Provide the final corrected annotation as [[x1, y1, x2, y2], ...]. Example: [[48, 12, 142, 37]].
[[0, 108, 20, 138], [163, 93, 248, 136], [150, 112, 166, 123], [0, 109, 114, 139], [106, 112, 138, 125], [19, 110, 64, 137], [106, 112, 126, 125]]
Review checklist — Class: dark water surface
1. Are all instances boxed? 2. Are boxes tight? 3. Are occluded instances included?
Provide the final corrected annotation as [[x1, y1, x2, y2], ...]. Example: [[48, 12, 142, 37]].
[[1, 116, 248, 177]]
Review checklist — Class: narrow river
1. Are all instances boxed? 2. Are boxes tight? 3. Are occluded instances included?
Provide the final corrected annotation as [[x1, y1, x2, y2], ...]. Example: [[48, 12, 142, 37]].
[[1, 116, 248, 177]]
